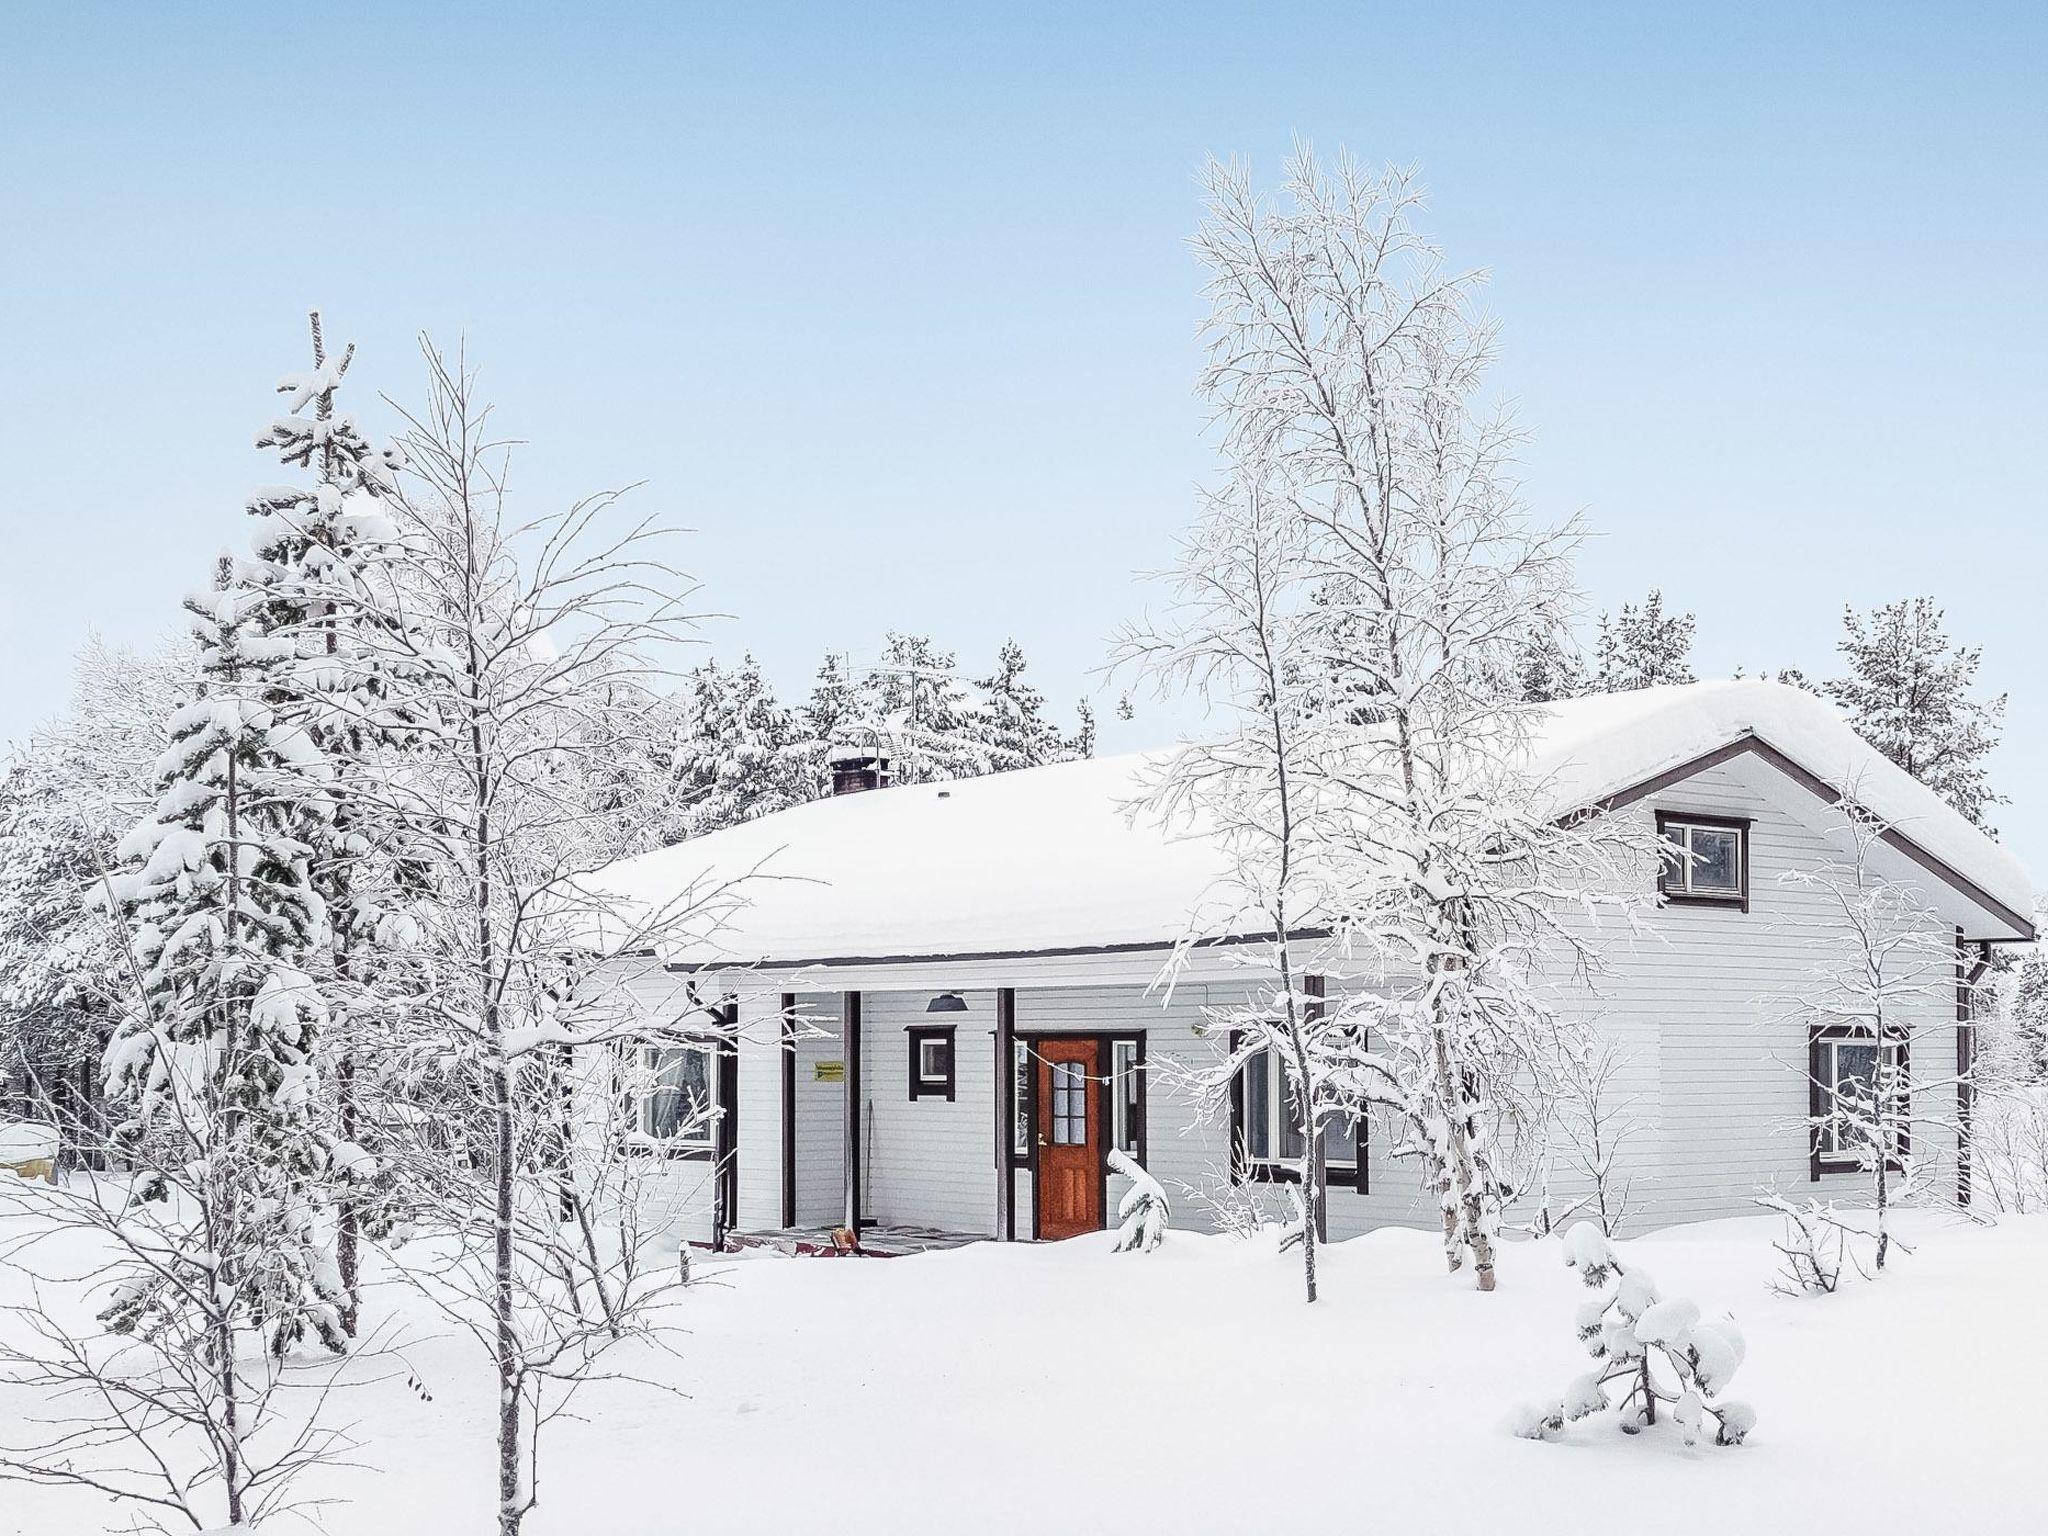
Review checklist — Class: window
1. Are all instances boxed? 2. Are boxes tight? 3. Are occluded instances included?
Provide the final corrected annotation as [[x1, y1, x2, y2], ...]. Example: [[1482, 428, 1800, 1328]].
[[907, 1026, 955, 1101], [1811, 1028, 1907, 1172], [633, 1044, 715, 1152], [1657, 813, 1749, 908], [1049, 1061, 1087, 1144], [1237, 1047, 1356, 1174], [1110, 1039, 1143, 1156]]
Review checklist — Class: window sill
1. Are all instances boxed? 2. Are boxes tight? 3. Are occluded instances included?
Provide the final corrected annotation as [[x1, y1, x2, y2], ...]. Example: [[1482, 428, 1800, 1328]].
[[621, 1140, 716, 1162], [1660, 891, 1748, 911], [1239, 1160, 1359, 1184]]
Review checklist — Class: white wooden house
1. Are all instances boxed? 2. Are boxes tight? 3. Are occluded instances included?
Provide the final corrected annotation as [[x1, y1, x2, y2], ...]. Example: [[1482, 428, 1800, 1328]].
[[584, 682, 2034, 1250]]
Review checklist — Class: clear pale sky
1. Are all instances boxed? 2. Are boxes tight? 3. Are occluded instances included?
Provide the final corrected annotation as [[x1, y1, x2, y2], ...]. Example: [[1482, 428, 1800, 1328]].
[[2, 4, 2042, 875]]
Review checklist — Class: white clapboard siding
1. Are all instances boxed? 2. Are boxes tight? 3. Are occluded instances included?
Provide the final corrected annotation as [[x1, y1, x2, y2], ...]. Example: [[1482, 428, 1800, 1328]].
[[790, 992, 846, 1226], [859, 990, 1000, 1234], [733, 992, 784, 1232]]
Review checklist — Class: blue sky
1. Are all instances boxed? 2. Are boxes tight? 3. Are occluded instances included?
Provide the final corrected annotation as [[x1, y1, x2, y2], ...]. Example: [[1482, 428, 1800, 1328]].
[[2, 3, 2043, 870]]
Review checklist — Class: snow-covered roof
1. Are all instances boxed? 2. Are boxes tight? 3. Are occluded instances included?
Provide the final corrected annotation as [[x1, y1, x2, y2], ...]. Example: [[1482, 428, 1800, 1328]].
[[589, 682, 2034, 967]]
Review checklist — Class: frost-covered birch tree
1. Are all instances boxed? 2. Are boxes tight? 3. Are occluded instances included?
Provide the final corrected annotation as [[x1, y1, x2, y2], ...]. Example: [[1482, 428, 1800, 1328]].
[[1116, 464, 1353, 1303], [333, 341, 737, 1536], [1183, 148, 1654, 1290], [1778, 794, 1966, 1271]]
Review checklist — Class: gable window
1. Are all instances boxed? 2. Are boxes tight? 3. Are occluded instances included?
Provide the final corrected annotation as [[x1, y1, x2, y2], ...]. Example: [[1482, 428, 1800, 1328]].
[[632, 1043, 716, 1153], [908, 1026, 956, 1101], [1656, 812, 1749, 910], [1236, 1046, 1356, 1176], [1810, 1027, 1908, 1175]]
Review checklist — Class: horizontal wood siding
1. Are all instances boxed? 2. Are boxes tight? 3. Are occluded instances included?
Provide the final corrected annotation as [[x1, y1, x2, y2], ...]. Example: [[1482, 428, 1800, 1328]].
[[789, 992, 844, 1226], [861, 990, 998, 1234], [733, 992, 783, 1232]]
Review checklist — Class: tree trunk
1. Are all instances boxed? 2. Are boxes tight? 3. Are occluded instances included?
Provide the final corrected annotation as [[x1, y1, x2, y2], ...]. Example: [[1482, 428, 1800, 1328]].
[[337, 1038, 360, 1335], [1430, 1025, 1496, 1290]]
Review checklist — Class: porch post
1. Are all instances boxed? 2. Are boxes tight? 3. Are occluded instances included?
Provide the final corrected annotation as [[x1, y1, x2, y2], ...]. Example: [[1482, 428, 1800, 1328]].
[[780, 992, 797, 1230], [995, 987, 1016, 1241], [841, 990, 862, 1232]]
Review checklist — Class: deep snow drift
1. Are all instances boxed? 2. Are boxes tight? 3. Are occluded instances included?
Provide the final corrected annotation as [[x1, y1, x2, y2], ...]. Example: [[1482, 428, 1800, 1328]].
[[0, 1197, 2041, 1534]]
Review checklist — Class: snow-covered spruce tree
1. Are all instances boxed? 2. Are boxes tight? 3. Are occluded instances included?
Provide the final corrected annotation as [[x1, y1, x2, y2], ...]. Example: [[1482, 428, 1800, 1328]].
[[866, 632, 993, 784], [1824, 597, 2005, 829], [243, 311, 422, 1335], [1777, 792, 1963, 1271], [1590, 590, 1695, 692], [98, 554, 348, 1354], [0, 743, 122, 1138], [672, 653, 813, 836], [1184, 148, 1656, 1290], [1107, 1148, 1171, 1253], [967, 639, 1066, 772], [1518, 1222, 1754, 1446], [1116, 462, 1355, 1304], [1995, 937, 2048, 1084], [343, 341, 738, 1536], [0, 638, 188, 1145], [1515, 624, 1587, 703]]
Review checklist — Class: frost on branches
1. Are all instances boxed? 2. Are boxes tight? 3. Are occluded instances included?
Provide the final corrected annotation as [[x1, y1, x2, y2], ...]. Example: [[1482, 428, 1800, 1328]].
[[1130, 148, 1656, 1296], [1517, 1223, 1755, 1448], [1779, 793, 1961, 1272]]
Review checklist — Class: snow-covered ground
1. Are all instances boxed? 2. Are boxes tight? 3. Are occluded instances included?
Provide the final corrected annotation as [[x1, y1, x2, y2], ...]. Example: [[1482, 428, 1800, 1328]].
[[1, 1194, 2042, 1533]]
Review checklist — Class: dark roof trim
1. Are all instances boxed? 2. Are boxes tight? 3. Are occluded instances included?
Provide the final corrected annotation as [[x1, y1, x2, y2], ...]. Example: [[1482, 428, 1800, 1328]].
[[1602, 731, 2035, 943], [663, 927, 1309, 975]]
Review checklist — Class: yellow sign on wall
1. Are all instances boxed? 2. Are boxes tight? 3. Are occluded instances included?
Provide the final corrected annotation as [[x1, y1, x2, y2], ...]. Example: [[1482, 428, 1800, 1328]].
[[814, 1061, 846, 1083]]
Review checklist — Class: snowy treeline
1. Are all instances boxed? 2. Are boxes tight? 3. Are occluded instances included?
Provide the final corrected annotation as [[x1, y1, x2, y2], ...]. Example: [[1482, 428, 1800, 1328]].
[[642, 634, 1095, 846], [1523, 590, 2006, 829]]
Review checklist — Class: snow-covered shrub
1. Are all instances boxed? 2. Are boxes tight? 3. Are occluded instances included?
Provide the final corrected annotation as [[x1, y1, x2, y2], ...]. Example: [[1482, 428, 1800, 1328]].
[[1108, 1149, 1170, 1253], [1517, 1222, 1754, 1447], [1976, 1083, 2048, 1214], [1755, 1192, 1851, 1295]]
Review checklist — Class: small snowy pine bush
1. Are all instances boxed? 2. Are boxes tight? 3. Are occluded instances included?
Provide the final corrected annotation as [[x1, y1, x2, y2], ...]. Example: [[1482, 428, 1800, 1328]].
[[1517, 1222, 1755, 1447], [1108, 1149, 1170, 1253]]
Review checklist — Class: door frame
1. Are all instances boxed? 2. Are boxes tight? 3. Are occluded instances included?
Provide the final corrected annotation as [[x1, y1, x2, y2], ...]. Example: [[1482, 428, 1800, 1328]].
[[1014, 1030, 1146, 1241]]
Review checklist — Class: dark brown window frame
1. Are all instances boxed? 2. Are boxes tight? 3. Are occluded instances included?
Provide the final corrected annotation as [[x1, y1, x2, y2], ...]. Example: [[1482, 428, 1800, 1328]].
[[614, 1035, 723, 1163], [1656, 810, 1752, 912], [1807, 1023, 1910, 1180], [1227, 1041, 1369, 1194], [907, 1024, 956, 1102]]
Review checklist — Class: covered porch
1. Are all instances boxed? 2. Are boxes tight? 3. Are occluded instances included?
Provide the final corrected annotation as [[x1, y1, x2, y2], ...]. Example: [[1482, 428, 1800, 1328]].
[[692, 976, 1197, 1251]]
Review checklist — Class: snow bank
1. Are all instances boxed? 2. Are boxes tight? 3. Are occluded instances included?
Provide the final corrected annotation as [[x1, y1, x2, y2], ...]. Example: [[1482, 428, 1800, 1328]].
[[584, 681, 2032, 967], [2, 1205, 2035, 1535]]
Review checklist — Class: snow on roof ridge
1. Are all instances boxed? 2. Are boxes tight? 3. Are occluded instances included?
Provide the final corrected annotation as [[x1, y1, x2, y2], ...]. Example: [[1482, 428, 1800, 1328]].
[[589, 680, 2031, 965]]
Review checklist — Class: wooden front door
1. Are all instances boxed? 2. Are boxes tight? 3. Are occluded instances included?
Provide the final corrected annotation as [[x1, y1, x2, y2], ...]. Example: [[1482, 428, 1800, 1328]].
[[1035, 1038, 1101, 1240]]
